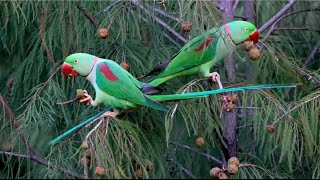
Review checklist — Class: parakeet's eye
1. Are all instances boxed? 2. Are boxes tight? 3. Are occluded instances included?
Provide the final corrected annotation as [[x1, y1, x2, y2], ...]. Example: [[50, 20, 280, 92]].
[[245, 28, 249, 32], [74, 60, 78, 63]]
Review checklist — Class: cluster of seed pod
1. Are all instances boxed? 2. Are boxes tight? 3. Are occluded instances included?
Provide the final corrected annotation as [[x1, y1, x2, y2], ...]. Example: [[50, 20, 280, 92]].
[[243, 40, 261, 61], [79, 141, 106, 177], [210, 157, 240, 179], [222, 93, 239, 112], [132, 160, 154, 179], [79, 141, 92, 167]]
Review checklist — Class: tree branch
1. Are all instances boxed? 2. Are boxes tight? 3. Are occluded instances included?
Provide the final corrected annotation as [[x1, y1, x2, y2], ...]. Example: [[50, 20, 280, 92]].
[[170, 142, 222, 165], [131, 0, 187, 43], [152, 7, 181, 22], [76, 2, 98, 29], [166, 155, 198, 179], [0, 151, 86, 179], [258, 0, 298, 34], [0, 95, 33, 156], [265, 8, 320, 37]]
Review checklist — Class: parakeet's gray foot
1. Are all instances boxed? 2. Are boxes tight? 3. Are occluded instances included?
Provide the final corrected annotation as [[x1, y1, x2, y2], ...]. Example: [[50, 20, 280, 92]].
[[209, 72, 223, 89], [79, 90, 93, 105], [100, 111, 118, 118]]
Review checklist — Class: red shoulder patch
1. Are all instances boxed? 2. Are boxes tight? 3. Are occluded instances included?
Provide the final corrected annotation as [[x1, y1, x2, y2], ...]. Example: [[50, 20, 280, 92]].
[[195, 35, 215, 52], [99, 63, 118, 81]]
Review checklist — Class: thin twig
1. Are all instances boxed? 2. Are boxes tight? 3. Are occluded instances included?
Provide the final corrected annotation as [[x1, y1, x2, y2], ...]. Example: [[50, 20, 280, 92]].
[[274, 27, 309, 31], [56, 97, 78, 105], [273, 94, 320, 125], [95, 0, 123, 17], [265, 8, 320, 37], [170, 142, 222, 165], [258, 0, 298, 34], [153, 7, 180, 22], [0, 151, 86, 179], [304, 39, 320, 68], [164, 33, 182, 49], [131, 0, 187, 43]]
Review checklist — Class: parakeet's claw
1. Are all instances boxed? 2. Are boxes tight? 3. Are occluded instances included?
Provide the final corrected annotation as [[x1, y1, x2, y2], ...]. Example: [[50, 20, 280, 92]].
[[210, 72, 220, 82], [100, 111, 118, 118], [79, 90, 93, 105], [209, 72, 223, 89]]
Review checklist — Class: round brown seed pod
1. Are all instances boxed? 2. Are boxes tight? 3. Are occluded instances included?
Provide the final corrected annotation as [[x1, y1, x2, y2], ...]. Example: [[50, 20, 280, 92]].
[[219, 172, 229, 179], [243, 40, 254, 51], [228, 157, 240, 166], [267, 124, 276, 133], [181, 21, 192, 31], [249, 47, 261, 61], [195, 136, 205, 148], [95, 166, 105, 176], [210, 167, 222, 177], [135, 168, 144, 179], [98, 28, 109, 39], [120, 61, 130, 71], [81, 141, 89, 150], [227, 164, 238, 175]]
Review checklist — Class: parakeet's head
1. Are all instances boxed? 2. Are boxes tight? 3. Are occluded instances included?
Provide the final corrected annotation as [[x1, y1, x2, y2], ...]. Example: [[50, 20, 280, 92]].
[[62, 53, 96, 77], [224, 21, 259, 45]]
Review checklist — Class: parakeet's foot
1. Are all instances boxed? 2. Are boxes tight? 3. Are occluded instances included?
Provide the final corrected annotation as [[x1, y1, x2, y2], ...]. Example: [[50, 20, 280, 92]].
[[209, 72, 223, 89], [100, 111, 118, 118], [79, 90, 93, 105]]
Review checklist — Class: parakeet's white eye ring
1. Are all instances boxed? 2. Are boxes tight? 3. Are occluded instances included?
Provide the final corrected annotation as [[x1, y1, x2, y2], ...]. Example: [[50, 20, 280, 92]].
[[245, 28, 249, 32], [74, 60, 78, 63]]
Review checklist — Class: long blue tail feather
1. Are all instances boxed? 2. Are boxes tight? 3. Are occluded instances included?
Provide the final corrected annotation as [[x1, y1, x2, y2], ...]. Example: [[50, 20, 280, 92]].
[[49, 107, 112, 145]]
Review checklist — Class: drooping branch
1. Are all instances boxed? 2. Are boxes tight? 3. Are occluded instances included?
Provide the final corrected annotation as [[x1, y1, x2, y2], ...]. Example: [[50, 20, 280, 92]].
[[258, 0, 298, 33], [0, 151, 86, 179]]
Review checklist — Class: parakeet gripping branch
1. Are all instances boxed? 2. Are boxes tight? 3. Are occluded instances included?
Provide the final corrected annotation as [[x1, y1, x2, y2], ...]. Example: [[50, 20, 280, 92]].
[[143, 20, 260, 87]]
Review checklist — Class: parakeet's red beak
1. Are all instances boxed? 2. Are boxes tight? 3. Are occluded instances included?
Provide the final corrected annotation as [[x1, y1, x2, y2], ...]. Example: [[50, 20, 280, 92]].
[[61, 62, 79, 77], [249, 30, 259, 43]]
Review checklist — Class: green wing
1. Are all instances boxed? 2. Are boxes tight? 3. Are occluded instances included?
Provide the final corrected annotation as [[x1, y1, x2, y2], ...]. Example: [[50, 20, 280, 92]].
[[155, 28, 220, 78], [95, 60, 147, 106]]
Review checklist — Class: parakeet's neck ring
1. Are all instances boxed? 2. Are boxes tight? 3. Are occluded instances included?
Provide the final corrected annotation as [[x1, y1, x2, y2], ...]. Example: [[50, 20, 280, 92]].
[[84, 56, 98, 77]]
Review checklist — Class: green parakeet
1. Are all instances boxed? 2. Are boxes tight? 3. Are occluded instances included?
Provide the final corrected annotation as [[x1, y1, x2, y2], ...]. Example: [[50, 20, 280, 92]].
[[144, 20, 260, 86]]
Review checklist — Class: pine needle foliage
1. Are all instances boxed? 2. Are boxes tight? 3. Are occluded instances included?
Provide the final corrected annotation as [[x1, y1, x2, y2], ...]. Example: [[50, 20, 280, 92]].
[[1, 0, 320, 179]]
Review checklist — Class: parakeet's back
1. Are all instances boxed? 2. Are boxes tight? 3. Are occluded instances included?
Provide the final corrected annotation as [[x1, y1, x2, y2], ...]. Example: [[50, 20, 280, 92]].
[[152, 27, 221, 79]]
